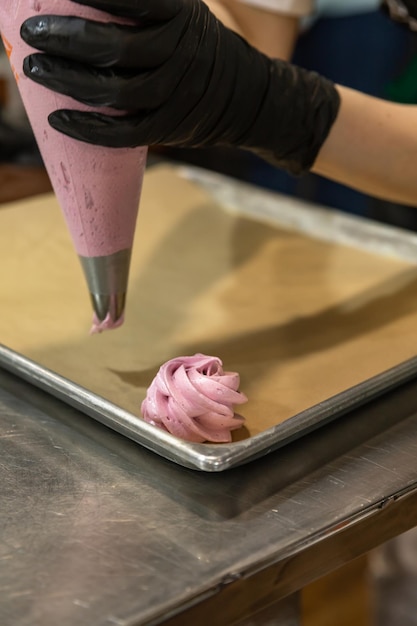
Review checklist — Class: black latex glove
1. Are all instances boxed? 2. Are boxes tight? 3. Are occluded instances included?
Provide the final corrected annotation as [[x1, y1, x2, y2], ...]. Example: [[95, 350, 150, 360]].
[[21, 0, 340, 175]]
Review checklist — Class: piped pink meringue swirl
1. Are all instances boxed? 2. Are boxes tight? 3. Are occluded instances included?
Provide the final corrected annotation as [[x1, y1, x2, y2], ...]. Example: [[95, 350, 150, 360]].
[[141, 354, 247, 443]]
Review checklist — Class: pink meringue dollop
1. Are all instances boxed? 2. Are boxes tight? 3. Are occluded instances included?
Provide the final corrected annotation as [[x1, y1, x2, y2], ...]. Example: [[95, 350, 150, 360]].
[[141, 354, 247, 443]]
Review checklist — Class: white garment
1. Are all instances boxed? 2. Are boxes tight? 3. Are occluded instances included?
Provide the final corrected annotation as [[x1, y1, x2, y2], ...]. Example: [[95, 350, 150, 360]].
[[237, 0, 380, 17]]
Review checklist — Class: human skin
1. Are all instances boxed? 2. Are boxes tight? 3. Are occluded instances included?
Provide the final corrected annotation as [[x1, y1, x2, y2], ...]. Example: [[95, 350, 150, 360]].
[[313, 85, 417, 206]]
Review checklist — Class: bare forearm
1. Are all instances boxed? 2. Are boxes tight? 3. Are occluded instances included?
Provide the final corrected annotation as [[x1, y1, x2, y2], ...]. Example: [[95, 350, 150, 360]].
[[314, 86, 417, 207]]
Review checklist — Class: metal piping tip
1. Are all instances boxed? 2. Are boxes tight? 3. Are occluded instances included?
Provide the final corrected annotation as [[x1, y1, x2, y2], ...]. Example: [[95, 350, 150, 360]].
[[79, 248, 132, 323], [89, 292, 126, 323]]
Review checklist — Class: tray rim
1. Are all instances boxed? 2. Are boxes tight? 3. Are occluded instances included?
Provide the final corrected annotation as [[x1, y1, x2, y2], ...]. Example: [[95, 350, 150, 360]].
[[178, 165, 417, 264]]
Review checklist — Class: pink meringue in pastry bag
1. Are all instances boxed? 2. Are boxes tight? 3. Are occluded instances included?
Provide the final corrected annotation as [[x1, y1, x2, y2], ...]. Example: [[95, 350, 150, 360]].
[[0, 1, 148, 332]]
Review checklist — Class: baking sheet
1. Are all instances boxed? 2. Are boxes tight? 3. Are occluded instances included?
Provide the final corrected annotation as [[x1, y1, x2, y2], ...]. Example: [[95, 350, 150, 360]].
[[2, 163, 417, 471]]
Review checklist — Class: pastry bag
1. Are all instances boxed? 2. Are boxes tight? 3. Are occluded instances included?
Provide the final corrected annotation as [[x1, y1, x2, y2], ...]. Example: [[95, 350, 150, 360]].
[[0, 0, 148, 332]]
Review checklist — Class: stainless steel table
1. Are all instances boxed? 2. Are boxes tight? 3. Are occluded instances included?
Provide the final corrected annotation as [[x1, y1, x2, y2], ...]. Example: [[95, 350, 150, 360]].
[[1, 367, 417, 626]]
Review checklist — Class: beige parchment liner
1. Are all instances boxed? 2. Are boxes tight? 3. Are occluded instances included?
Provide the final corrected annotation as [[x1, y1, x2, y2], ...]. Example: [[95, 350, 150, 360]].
[[2, 164, 417, 439]]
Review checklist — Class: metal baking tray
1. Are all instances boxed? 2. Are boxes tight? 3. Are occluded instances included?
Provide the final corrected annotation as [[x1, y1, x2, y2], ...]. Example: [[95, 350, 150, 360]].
[[2, 164, 417, 471]]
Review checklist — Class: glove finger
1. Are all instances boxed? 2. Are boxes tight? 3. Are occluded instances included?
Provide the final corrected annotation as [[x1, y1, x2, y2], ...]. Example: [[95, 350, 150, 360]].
[[69, 0, 182, 21], [21, 16, 180, 68], [24, 49, 206, 110], [23, 53, 153, 109], [48, 109, 152, 147]]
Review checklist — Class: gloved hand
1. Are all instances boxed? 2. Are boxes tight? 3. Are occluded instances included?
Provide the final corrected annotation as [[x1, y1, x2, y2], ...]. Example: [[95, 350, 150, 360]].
[[21, 0, 340, 175]]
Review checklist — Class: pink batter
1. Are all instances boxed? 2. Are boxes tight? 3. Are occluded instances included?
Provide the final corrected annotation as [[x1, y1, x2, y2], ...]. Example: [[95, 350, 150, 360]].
[[141, 354, 247, 443], [90, 312, 125, 335], [0, 0, 147, 258]]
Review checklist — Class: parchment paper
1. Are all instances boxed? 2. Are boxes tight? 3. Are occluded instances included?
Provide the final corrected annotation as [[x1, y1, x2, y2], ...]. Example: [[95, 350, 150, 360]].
[[2, 164, 417, 438]]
